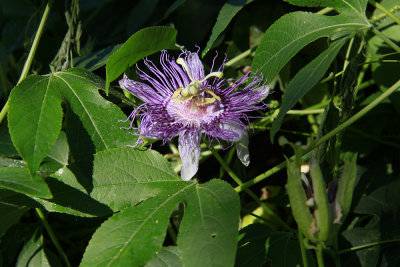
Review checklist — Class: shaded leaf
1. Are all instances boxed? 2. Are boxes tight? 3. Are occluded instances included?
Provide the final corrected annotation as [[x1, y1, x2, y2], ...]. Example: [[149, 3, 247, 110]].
[[39, 131, 69, 173], [341, 227, 380, 267], [252, 12, 368, 82], [75, 44, 122, 71], [236, 223, 271, 267], [106, 26, 177, 90], [202, 0, 253, 57], [36, 167, 113, 217], [0, 202, 28, 238], [0, 167, 51, 198], [0, 121, 18, 157], [270, 37, 349, 141]]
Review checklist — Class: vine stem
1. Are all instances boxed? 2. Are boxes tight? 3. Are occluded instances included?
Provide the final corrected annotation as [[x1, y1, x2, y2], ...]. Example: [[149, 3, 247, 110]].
[[210, 146, 293, 232], [0, 0, 54, 125], [370, 26, 400, 54], [36, 208, 72, 267], [235, 78, 400, 192], [338, 238, 400, 254], [369, 0, 400, 26], [316, 243, 326, 267], [225, 49, 251, 68], [298, 231, 309, 267]]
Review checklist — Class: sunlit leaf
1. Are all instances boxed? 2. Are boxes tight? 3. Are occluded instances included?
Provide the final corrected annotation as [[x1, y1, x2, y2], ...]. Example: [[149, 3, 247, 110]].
[[284, 0, 368, 16], [8, 75, 63, 174], [252, 12, 368, 82], [105, 26, 177, 91]]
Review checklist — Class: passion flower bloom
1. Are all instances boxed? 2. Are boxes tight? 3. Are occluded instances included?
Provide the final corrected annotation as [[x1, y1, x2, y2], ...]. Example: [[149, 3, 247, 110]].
[[119, 50, 269, 181]]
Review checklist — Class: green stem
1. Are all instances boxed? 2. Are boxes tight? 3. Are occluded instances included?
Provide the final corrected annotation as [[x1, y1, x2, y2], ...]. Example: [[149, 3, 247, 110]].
[[298, 231, 309, 267], [287, 109, 325, 115], [0, 0, 54, 125], [235, 78, 400, 192], [225, 49, 252, 68], [210, 147, 293, 231], [36, 208, 71, 267], [338, 238, 400, 254], [369, 0, 400, 25], [316, 244, 325, 267], [370, 26, 400, 54]]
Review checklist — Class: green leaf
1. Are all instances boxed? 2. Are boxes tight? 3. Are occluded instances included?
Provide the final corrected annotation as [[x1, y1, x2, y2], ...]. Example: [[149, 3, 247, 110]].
[[80, 188, 189, 267], [236, 224, 314, 267], [91, 147, 181, 211], [270, 37, 349, 141], [0, 121, 18, 157], [39, 131, 69, 172], [106, 26, 177, 91], [252, 12, 368, 82], [0, 167, 52, 198], [8, 68, 136, 174], [145, 247, 181, 267], [75, 44, 122, 71], [202, 0, 253, 57], [55, 68, 135, 151], [0, 203, 28, 238], [8, 75, 63, 174], [81, 179, 239, 267], [284, 0, 368, 16], [36, 167, 113, 217], [177, 179, 240, 267], [341, 227, 381, 267], [236, 223, 271, 267], [15, 230, 60, 267]]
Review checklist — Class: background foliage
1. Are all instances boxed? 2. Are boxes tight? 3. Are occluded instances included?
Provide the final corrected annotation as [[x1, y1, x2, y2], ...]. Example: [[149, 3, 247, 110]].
[[0, 0, 400, 266]]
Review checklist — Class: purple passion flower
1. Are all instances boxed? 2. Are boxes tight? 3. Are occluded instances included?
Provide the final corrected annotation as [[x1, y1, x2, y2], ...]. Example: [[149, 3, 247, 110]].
[[119, 50, 269, 181]]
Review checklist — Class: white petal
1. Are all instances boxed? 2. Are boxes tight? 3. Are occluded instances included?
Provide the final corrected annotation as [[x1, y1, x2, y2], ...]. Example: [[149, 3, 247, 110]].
[[220, 123, 250, 166], [236, 131, 250, 167], [178, 133, 201, 181]]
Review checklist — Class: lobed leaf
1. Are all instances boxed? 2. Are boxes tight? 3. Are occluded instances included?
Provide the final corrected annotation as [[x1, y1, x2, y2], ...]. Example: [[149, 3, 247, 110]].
[[80, 187, 191, 267], [81, 178, 240, 267], [270, 37, 349, 141], [91, 147, 182, 211], [202, 0, 253, 57], [105, 26, 177, 91], [8, 68, 136, 175], [252, 12, 368, 82]]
